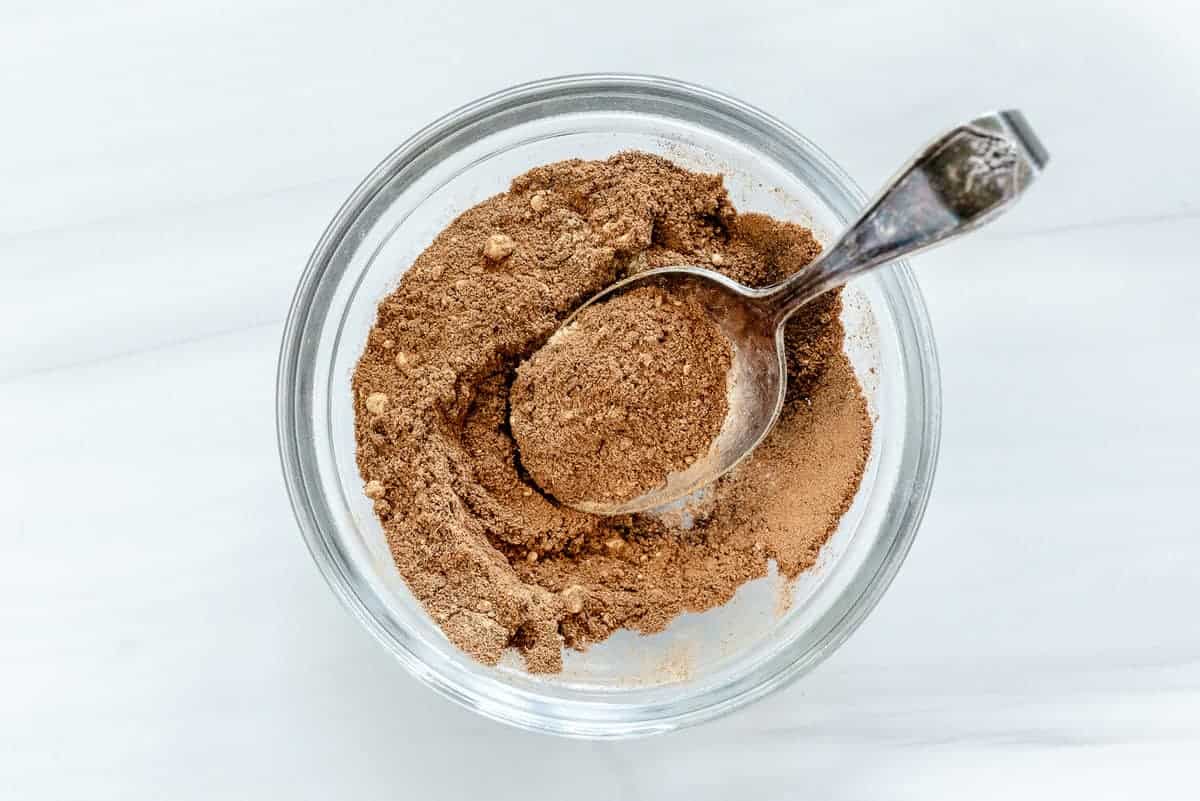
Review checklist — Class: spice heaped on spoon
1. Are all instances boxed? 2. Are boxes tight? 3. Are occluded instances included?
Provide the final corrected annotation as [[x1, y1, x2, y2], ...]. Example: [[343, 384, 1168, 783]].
[[510, 284, 733, 510], [513, 110, 1048, 515]]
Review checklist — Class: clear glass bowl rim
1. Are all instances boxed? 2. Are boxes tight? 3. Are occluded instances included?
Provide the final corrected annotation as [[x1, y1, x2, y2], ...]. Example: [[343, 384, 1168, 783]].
[[276, 73, 942, 738]]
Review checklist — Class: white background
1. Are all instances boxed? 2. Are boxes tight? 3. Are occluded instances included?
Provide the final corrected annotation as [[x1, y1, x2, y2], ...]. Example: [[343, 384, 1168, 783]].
[[3, 1, 1198, 798]]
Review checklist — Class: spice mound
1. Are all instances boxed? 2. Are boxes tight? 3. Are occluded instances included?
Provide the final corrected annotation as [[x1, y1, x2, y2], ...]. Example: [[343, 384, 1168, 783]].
[[352, 151, 873, 673], [510, 284, 732, 510]]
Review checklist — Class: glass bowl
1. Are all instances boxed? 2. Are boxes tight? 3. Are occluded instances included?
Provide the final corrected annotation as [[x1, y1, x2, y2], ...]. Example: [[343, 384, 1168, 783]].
[[276, 74, 941, 738]]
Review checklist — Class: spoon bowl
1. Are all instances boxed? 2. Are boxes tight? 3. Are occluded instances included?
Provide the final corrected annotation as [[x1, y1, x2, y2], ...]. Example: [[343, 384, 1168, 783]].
[[557, 109, 1048, 516], [562, 267, 786, 516]]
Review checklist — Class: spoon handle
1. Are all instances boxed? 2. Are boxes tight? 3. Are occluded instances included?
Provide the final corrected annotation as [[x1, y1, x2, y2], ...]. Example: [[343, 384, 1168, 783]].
[[763, 110, 1048, 324]]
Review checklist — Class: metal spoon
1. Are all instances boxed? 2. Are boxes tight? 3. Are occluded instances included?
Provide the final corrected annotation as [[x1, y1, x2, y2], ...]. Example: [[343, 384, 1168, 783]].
[[564, 110, 1048, 516]]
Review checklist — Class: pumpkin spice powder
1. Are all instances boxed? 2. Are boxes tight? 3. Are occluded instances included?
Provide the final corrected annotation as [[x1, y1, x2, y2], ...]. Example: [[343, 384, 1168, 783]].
[[510, 283, 733, 511], [352, 152, 872, 673]]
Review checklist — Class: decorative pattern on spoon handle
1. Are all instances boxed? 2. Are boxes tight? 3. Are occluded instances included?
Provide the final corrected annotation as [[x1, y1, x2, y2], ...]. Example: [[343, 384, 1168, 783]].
[[765, 110, 1048, 325]]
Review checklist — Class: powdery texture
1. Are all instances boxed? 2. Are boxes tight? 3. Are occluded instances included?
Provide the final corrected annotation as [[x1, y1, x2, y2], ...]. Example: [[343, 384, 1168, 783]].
[[510, 284, 732, 508], [352, 152, 872, 672]]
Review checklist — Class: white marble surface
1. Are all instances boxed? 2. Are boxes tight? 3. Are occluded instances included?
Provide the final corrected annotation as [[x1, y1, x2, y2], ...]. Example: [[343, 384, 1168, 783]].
[[3, 1, 1199, 797]]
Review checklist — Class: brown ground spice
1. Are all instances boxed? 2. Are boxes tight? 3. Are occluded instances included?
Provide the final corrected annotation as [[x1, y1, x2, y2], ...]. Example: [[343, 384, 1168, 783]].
[[510, 284, 732, 509], [352, 152, 873, 672]]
